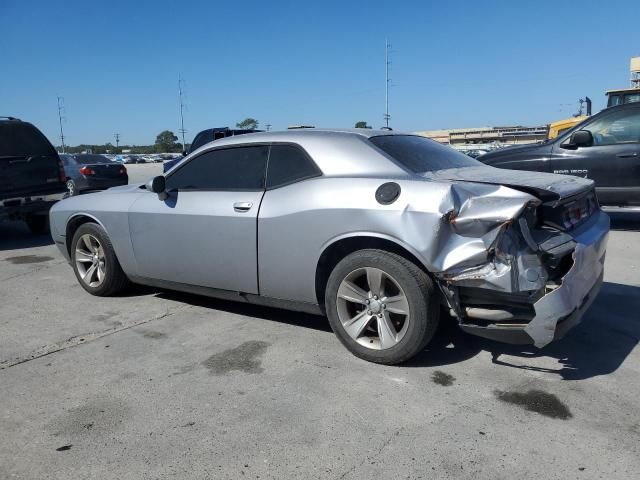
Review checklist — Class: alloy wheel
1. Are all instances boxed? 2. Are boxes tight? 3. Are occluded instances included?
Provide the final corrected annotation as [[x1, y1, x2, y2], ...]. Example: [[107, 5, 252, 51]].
[[66, 180, 76, 196], [336, 267, 410, 350], [75, 234, 106, 288]]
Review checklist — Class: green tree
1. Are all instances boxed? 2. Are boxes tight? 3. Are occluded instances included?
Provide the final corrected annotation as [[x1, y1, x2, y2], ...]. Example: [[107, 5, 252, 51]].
[[154, 130, 181, 153], [354, 121, 371, 129], [236, 118, 259, 130]]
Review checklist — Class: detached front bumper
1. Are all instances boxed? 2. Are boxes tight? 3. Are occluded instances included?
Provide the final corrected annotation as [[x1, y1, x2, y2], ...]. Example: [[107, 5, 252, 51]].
[[457, 210, 609, 347]]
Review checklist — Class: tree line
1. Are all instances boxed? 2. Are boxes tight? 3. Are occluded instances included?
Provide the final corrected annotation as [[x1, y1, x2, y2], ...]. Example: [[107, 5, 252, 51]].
[[56, 119, 373, 153], [58, 130, 185, 154]]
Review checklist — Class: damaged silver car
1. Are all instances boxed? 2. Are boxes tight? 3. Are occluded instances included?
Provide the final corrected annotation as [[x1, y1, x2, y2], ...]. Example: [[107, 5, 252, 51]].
[[49, 129, 609, 364]]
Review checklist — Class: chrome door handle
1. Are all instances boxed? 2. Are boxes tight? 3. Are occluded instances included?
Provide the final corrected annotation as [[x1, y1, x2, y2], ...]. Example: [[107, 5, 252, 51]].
[[617, 152, 639, 158], [233, 202, 253, 212]]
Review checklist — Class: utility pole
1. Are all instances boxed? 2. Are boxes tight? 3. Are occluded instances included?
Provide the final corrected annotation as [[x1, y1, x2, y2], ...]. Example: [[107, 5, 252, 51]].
[[384, 38, 391, 129], [265, 123, 272, 132], [114, 133, 120, 148], [57, 96, 66, 153], [178, 76, 187, 152]]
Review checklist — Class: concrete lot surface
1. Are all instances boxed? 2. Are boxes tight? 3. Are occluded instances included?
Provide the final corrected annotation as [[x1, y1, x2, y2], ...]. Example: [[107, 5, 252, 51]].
[[1, 169, 639, 479]]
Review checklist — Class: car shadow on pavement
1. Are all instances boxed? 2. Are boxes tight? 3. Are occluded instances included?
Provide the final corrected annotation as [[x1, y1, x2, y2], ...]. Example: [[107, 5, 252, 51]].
[[153, 282, 638, 380], [154, 290, 333, 332], [0, 221, 53, 251], [606, 208, 640, 232], [408, 281, 640, 380]]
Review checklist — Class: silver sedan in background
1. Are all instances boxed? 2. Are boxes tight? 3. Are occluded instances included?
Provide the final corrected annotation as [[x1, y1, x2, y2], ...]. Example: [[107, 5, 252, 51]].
[[49, 129, 609, 364]]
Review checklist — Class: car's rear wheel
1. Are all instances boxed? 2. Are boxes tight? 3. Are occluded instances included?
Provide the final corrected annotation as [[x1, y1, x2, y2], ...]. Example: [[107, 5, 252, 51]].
[[325, 249, 440, 364], [66, 179, 78, 196], [25, 214, 49, 234], [71, 223, 129, 296]]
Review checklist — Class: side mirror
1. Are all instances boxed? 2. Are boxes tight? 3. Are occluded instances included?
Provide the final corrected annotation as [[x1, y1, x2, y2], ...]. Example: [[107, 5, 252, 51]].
[[146, 176, 167, 199], [566, 130, 594, 149]]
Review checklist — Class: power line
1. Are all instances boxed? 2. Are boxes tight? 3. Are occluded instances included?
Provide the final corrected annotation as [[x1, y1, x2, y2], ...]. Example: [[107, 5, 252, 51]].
[[57, 96, 66, 153], [178, 76, 187, 152]]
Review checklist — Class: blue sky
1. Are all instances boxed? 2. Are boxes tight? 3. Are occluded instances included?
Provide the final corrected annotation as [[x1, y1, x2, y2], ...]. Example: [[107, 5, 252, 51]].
[[1, 0, 638, 145]]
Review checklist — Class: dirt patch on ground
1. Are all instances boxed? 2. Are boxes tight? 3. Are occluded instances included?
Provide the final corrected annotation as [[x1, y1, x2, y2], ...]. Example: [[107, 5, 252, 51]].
[[431, 371, 455, 386], [494, 389, 572, 419], [5, 255, 53, 264], [203, 341, 270, 375]]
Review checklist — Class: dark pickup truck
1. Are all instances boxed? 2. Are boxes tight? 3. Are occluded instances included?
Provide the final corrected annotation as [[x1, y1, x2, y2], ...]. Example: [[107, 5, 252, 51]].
[[0, 117, 67, 233], [479, 103, 640, 206]]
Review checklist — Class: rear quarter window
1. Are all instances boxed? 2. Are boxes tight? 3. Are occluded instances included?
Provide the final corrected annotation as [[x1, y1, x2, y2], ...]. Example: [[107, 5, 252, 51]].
[[0, 122, 57, 157], [266, 144, 322, 189]]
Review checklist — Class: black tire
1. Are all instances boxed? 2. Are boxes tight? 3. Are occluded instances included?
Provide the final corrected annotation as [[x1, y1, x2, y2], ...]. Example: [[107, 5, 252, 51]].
[[325, 249, 440, 365], [71, 222, 129, 296], [66, 179, 78, 196], [25, 214, 50, 234]]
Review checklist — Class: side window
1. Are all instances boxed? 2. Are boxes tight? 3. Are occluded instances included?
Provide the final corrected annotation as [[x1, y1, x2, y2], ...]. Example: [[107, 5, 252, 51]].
[[624, 93, 640, 104], [609, 95, 623, 107], [586, 110, 640, 146], [266, 144, 322, 189], [166, 146, 268, 191]]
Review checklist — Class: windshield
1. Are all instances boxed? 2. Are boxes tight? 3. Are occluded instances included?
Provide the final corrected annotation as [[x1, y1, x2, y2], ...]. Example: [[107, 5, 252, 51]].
[[74, 154, 112, 164], [369, 135, 480, 173], [0, 122, 57, 157]]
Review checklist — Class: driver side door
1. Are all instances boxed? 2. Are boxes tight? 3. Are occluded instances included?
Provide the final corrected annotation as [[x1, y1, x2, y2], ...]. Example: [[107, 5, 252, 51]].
[[128, 145, 268, 294], [549, 106, 640, 204]]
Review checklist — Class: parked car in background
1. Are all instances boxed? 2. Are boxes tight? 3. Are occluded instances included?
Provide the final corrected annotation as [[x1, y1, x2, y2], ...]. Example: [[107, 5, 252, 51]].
[[464, 149, 490, 159], [479, 103, 640, 206], [1, 116, 66, 233], [163, 127, 261, 172], [60, 154, 128, 196], [50, 129, 608, 364], [120, 155, 140, 164]]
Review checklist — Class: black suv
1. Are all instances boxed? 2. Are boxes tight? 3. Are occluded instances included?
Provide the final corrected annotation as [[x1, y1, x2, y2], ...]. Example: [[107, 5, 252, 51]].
[[0, 117, 67, 233], [479, 103, 640, 206], [163, 127, 261, 172]]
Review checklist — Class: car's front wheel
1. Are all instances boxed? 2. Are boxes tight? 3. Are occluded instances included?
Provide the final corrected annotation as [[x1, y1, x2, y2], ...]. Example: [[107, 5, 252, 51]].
[[325, 249, 440, 364], [71, 223, 129, 296]]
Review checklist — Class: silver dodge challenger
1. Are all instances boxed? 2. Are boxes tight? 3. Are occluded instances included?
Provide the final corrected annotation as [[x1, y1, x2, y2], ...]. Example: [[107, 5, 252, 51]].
[[49, 129, 609, 364]]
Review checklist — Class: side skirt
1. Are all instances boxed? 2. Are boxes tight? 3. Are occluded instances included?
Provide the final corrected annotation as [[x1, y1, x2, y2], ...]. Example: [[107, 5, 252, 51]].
[[128, 275, 324, 316]]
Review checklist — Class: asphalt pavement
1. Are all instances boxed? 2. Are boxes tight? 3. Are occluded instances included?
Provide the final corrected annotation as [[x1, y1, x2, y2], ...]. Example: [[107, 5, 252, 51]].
[[1, 166, 639, 479]]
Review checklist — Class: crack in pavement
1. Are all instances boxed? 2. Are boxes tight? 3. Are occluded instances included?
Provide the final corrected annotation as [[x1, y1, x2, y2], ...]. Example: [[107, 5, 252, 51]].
[[0, 305, 191, 369], [336, 428, 403, 480]]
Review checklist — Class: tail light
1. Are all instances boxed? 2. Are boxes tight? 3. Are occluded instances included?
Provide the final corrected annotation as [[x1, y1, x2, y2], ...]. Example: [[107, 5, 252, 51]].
[[120, 166, 127, 175], [79, 166, 95, 175]]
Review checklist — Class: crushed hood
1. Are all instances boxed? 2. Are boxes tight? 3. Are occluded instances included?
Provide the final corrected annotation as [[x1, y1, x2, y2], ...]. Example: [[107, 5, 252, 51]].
[[422, 165, 594, 202]]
